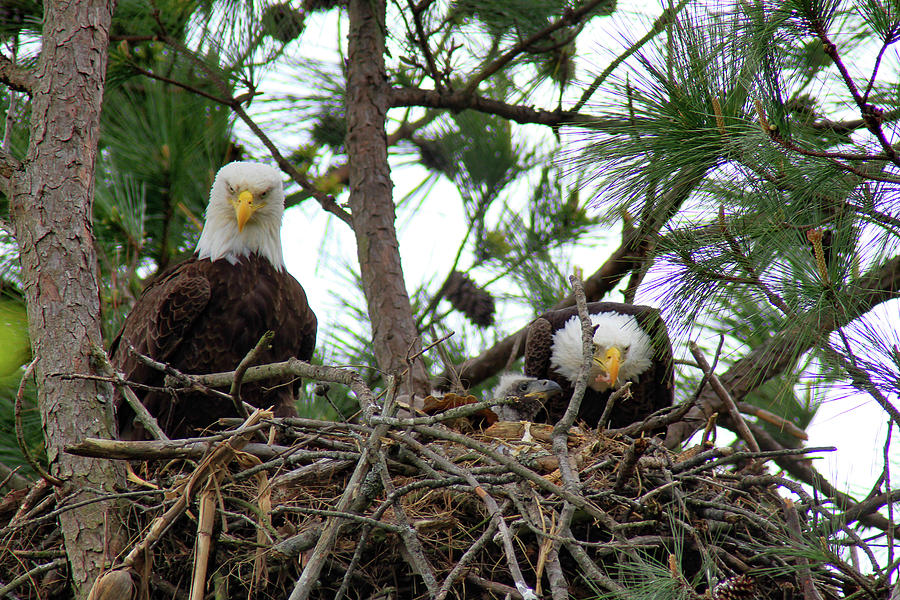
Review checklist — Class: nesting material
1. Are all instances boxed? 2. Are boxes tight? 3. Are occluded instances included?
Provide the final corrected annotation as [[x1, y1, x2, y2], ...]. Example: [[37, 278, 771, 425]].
[[0, 409, 883, 600]]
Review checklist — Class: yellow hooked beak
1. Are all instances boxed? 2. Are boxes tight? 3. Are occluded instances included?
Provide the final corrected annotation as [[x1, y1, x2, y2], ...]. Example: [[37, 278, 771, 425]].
[[593, 346, 622, 387], [234, 190, 256, 232]]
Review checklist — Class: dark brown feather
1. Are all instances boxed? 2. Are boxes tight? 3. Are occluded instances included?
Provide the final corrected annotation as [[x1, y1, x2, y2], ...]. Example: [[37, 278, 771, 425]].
[[524, 301, 673, 429], [110, 254, 316, 439]]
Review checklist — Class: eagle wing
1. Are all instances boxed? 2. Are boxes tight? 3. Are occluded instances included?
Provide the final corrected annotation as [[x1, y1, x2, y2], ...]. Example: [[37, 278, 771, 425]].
[[146, 275, 212, 362], [524, 315, 576, 421], [110, 263, 211, 368], [524, 316, 554, 379], [110, 261, 212, 437]]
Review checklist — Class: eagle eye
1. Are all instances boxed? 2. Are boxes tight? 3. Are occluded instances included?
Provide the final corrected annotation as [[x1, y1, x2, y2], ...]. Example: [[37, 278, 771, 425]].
[[517, 381, 529, 392], [226, 184, 235, 195], [260, 189, 270, 198]]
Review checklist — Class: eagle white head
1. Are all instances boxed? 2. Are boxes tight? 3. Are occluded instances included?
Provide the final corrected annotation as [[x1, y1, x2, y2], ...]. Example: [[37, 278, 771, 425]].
[[196, 161, 286, 270], [550, 311, 654, 391]]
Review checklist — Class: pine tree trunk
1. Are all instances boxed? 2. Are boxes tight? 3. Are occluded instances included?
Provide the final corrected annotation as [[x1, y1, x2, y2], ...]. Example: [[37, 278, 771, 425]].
[[8, 0, 126, 596], [346, 0, 430, 395]]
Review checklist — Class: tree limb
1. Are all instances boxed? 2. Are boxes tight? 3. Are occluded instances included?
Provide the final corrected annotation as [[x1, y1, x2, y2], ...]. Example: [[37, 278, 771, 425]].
[[391, 86, 610, 128], [0, 54, 36, 94], [0, 147, 22, 188]]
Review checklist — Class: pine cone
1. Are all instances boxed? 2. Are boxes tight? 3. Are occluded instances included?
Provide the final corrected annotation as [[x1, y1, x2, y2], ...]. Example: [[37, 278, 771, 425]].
[[711, 575, 755, 600], [443, 271, 495, 328], [414, 138, 453, 176], [261, 3, 305, 43]]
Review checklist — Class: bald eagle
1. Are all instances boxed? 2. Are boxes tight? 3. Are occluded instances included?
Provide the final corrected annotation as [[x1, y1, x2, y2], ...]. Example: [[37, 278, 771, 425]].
[[111, 161, 317, 439], [524, 302, 673, 429], [491, 375, 563, 422]]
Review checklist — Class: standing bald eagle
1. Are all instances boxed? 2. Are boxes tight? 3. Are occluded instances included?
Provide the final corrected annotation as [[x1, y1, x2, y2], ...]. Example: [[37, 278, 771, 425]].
[[524, 302, 673, 429], [111, 162, 317, 439]]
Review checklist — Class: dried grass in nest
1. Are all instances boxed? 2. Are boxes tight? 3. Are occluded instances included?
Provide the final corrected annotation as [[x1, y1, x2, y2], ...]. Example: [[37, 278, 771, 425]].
[[2, 403, 886, 600]]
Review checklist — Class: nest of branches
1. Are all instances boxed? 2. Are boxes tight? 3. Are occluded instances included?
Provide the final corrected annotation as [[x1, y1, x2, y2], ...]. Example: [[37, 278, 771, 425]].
[[1, 389, 890, 600]]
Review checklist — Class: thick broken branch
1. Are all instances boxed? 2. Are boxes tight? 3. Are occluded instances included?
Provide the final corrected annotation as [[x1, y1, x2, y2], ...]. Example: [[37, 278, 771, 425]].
[[0, 54, 36, 94]]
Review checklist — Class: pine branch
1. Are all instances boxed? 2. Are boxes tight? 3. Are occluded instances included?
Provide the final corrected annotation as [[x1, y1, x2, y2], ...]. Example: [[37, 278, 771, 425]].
[[573, 0, 688, 112], [664, 254, 900, 448], [390, 86, 608, 128], [405, 0, 443, 90], [463, 0, 613, 95], [285, 112, 438, 209], [750, 422, 898, 536], [809, 23, 900, 167]]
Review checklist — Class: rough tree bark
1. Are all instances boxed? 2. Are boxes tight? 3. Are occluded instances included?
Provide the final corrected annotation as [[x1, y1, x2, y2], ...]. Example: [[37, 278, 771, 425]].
[[5, 0, 126, 596], [345, 0, 430, 396]]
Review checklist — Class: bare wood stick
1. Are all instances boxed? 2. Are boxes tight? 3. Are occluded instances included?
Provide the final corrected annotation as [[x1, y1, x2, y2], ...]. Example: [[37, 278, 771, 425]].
[[194, 357, 377, 414], [613, 437, 649, 494], [286, 374, 395, 600], [127, 344, 232, 403], [0, 463, 27, 491], [117, 410, 269, 570], [562, 534, 626, 595], [554, 272, 593, 433], [373, 451, 439, 595], [189, 479, 219, 600], [598, 382, 632, 430], [747, 422, 899, 535], [674, 446, 835, 477], [372, 396, 526, 426], [689, 342, 760, 452], [403, 433, 538, 600], [613, 390, 693, 437], [14, 359, 62, 487], [736, 402, 808, 440], [546, 504, 575, 600], [544, 273, 596, 600], [229, 331, 275, 419], [396, 425, 608, 522], [90, 344, 170, 441], [333, 527, 372, 600], [0, 557, 68, 598], [434, 501, 508, 600], [465, 573, 524, 599], [67, 434, 299, 461], [783, 498, 825, 600]]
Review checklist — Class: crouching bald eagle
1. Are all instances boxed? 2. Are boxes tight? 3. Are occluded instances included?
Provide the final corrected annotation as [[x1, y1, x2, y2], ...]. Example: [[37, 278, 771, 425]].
[[524, 302, 673, 429], [111, 162, 317, 440]]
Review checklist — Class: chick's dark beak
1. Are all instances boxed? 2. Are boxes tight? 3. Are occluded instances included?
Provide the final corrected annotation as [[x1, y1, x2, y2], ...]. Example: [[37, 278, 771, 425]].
[[521, 379, 564, 401]]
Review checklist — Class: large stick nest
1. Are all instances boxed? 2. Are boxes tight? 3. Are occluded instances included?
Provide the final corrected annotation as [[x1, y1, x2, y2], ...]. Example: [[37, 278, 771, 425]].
[[1, 399, 889, 600]]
